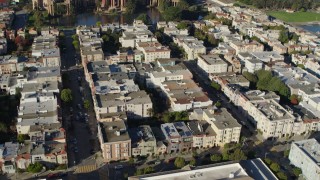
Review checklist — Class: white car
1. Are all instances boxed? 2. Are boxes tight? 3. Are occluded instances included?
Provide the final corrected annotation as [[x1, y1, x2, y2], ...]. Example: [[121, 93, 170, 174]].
[[114, 165, 123, 170]]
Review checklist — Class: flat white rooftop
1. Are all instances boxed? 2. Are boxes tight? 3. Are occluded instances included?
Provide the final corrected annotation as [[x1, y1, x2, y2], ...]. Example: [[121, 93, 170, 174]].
[[139, 163, 251, 180]]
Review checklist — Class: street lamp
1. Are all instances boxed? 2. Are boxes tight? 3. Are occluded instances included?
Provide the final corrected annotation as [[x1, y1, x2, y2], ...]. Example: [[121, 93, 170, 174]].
[[264, 152, 269, 159]]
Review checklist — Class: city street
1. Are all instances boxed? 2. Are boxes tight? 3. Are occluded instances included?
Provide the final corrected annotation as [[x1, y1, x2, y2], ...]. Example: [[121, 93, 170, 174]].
[[60, 30, 99, 172]]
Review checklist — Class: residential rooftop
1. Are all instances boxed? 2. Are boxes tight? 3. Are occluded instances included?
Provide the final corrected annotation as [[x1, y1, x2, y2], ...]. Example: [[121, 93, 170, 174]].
[[293, 139, 320, 166], [99, 120, 130, 143], [186, 120, 216, 136], [204, 108, 242, 129], [173, 122, 193, 138], [252, 99, 294, 121], [198, 54, 227, 65], [129, 125, 156, 146]]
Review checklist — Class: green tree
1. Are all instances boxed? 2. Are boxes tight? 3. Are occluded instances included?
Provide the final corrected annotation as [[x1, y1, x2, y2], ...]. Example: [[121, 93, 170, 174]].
[[17, 134, 29, 143], [229, 149, 247, 161], [158, 0, 170, 12], [176, 22, 188, 30], [174, 157, 186, 168], [211, 82, 221, 91], [279, 30, 289, 44], [222, 151, 229, 161], [0, 122, 7, 133], [277, 171, 288, 180], [243, 71, 257, 83], [143, 166, 154, 174], [163, 7, 182, 21], [61, 89, 73, 103], [210, 154, 222, 162], [270, 162, 280, 172], [27, 162, 43, 173], [84, 100, 90, 110], [136, 13, 149, 24], [214, 101, 222, 108], [297, 64, 305, 69], [96, 21, 102, 27], [189, 158, 196, 166], [292, 167, 302, 177], [264, 158, 272, 165], [135, 169, 143, 175], [177, 0, 190, 10], [125, 0, 137, 13], [128, 157, 134, 164]]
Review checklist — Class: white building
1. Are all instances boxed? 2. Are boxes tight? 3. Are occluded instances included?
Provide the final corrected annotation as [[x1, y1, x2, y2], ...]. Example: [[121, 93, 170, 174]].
[[289, 139, 320, 180], [197, 54, 228, 75]]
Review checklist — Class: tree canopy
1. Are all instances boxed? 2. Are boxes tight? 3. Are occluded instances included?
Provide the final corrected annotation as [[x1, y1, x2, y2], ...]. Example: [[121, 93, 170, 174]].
[[27, 162, 43, 173], [163, 111, 189, 123], [84, 100, 90, 110], [61, 89, 73, 103], [244, 70, 290, 99], [211, 82, 221, 91], [174, 157, 186, 168], [210, 154, 222, 162]]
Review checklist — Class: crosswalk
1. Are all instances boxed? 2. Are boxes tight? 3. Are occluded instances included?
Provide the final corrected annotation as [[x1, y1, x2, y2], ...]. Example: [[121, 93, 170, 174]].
[[74, 164, 97, 174]]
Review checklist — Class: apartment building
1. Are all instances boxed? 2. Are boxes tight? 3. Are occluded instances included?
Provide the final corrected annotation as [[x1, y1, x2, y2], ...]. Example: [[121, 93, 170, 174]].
[[205, 108, 241, 146], [136, 42, 171, 63], [31, 35, 61, 67], [129, 125, 157, 156], [97, 120, 131, 162], [173, 122, 193, 151], [173, 35, 206, 60], [26, 67, 62, 83], [94, 90, 152, 120], [119, 28, 157, 48], [197, 54, 228, 75], [251, 51, 283, 63], [81, 46, 104, 62], [161, 79, 212, 111], [186, 120, 216, 148], [17, 91, 59, 135], [161, 123, 181, 153], [0, 142, 18, 174], [229, 40, 263, 54], [0, 56, 27, 74], [289, 139, 320, 180]]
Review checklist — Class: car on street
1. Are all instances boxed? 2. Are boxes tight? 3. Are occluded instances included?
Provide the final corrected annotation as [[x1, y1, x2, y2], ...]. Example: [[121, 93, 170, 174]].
[[77, 104, 82, 110], [70, 107, 73, 112], [114, 165, 123, 170], [154, 160, 161, 165], [47, 173, 59, 179], [74, 147, 79, 153]]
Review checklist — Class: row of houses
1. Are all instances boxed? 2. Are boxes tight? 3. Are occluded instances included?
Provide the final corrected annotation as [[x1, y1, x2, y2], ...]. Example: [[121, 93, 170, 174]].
[[97, 106, 241, 162], [0, 28, 66, 173]]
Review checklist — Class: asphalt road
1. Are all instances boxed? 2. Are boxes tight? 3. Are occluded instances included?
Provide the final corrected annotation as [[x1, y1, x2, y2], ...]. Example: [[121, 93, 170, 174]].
[[61, 30, 99, 169]]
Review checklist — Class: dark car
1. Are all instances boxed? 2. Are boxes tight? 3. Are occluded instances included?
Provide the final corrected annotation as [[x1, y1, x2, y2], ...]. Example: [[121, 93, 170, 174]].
[[47, 173, 59, 179]]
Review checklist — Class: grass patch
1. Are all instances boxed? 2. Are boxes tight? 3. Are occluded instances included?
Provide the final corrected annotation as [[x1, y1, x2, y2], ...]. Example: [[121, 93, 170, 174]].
[[267, 11, 320, 22]]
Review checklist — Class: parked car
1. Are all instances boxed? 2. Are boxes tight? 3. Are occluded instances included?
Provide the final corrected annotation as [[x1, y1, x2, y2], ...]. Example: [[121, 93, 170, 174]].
[[70, 107, 73, 112], [74, 147, 79, 153], [114, 165, 123, 170], [77, 104, 82, 110], [154, 160, 161, 165]]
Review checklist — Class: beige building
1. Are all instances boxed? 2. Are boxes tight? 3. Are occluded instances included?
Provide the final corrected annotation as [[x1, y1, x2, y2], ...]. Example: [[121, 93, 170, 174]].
[[190, 107, 242, 146], [97, 120, 131, 162], [186, 120, 216, 148], [136, 42, 171, 63], [197, 54, 228, 75], [94, 91, 153, 120], [129, 125, 157, 156], [80, 46, 104, 63]]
